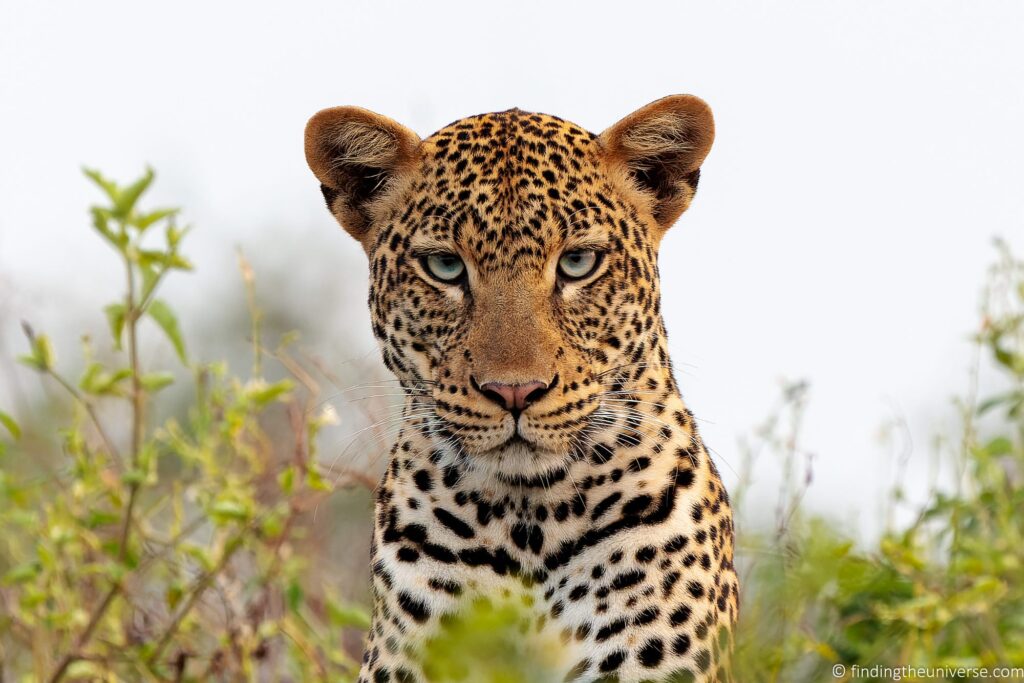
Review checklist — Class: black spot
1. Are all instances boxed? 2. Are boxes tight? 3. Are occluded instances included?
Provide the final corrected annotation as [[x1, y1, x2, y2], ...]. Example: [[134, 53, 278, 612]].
[[564, 658, 590, 682], [598, 650, 626, 673], [664, 535, 688, 553], [628, 456, 651, 472], [396, 592, 429, 623], [638, 637, 664, 667], [633, 606, 659, 625], [691, 502, 704, 523], [695, 648, 712, 672], [678, 468, 695, 488], [442, 467, 460, 488], [568, 584, 589, 601], [529, 524, 545, 554], [591, 492, 622, 521], [428, 578, 462, 596], [670, 604, 692, 626], [595, 617, 628, 642], [476, 501, 492, 525], [610, 569, 645, 591], [433, 508, 476, 539], [591, 443, 614, 464], [422, 543, 457, 564], [554, 502, 570, 521], [413, 469, 433, 492], [511, 522, 530, 550], [622, 494, 653, 516]]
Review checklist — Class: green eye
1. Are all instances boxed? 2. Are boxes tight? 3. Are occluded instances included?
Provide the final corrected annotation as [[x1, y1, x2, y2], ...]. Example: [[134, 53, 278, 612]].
[[423, 253, 466, 282], [557, 250, 600, 280]]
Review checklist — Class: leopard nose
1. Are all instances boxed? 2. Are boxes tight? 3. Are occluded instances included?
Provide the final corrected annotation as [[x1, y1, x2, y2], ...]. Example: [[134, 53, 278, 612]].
[[474, 377, 554, 414]]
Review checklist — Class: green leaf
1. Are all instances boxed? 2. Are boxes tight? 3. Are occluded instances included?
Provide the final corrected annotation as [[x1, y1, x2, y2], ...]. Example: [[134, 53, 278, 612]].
[[140, 372, 174, 392], [326, 599, 371, 630], [140, 263, 159, 298], [167, 253, 194, 271], [147, 299, 187, 364], [134, 207, 178, 231], [993, 344, 1024, 375], [136, 249, 168, 268], [278, 465, 296, 494], [79, 361, 104, 393], [0, 411, 20, 440], [307, 465, 331, 492], [286, 580, 304, 612], [84, 510, 121, 529], [18, 333, 55, 372], [112, 167, 154, 219], [104, 303, 127, 349], [65, 662, 103, 679], [210, 499, 250, 524], [166, 582, 184, 610], [83, 167, 120, 203], [245, 379, 293, 407], [2, 561, 40, 585], [122, 469, 147, 486], [983, 436, 1013, 456], [80, 363, 131, 396], [166, 223, 188, 248], [90, 207, 126, 248]]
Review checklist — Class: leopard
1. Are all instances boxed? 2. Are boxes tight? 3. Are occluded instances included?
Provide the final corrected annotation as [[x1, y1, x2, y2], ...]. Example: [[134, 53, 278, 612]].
[[304, 94, 738, 683]]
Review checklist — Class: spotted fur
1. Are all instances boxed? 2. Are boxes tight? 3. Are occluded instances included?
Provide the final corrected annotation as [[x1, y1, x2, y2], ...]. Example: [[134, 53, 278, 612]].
[[305, 95, 737, 683]]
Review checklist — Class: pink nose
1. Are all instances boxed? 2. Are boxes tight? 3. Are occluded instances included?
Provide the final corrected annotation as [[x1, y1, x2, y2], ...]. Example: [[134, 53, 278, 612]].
[[478, 379, 551, 413]]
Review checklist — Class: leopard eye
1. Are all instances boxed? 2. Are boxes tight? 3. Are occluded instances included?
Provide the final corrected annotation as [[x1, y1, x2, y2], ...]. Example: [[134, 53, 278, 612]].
[[557, 250, 600, 281], [422, 253, 465, 283]]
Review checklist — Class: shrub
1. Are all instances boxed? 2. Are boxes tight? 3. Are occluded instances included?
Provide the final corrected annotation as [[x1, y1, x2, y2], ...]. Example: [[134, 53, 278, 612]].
[[0, 170, 369, 681], [732, 242, 1024, 682]]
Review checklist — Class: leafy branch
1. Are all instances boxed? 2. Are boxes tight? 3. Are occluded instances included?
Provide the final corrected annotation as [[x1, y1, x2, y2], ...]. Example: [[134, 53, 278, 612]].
[[1, 169, 369, 682]]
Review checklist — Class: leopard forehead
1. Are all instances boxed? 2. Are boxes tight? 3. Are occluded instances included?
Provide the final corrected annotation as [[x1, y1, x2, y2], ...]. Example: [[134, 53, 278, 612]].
[[379, 108, 653, 273]]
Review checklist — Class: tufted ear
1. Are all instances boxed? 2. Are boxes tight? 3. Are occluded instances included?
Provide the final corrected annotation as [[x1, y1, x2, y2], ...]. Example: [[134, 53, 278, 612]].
[[600, 95, 715, 231], [304, 106, 421, 245]]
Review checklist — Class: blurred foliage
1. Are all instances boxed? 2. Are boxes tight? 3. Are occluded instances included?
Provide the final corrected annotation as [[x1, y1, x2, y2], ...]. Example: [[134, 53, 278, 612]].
[[0, 170, 370, 682], [732, 242, 1024, 682], [419, 598, 567, 683], [0, 171, 1022, 682]]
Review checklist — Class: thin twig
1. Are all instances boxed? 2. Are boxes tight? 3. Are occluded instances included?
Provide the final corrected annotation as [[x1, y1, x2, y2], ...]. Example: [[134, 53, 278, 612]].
[[45, 583, 121, 683], [45, 370, 124, 469], [145, 533, 246, 666]]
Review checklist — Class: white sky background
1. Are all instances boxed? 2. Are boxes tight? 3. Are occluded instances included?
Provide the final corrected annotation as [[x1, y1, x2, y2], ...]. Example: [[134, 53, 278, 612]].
[[1, 1, 1022, 537]]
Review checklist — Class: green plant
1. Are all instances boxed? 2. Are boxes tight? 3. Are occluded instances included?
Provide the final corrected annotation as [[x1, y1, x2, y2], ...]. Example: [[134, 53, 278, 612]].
[[0, 170, 369, 681], [732, 241, 1024, 682]]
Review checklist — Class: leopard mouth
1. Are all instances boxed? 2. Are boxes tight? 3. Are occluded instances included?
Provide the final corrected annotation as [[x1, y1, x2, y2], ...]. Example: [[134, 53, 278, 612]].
[[478, 431, 551, 457], [503, 433, 532, 448]]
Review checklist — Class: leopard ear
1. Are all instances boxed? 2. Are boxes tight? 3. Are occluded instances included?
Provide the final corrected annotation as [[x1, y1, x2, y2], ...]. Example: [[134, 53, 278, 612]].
[[600, 95, 715, 230], [304, 106, 421, 245]]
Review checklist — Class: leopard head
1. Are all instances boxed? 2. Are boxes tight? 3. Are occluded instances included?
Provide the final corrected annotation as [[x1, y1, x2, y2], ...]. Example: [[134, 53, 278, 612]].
[[305, 96, 714, 479]]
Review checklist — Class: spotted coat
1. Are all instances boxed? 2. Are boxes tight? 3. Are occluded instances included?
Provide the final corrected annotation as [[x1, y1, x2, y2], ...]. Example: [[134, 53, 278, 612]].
[[305, 95, 738, 683]]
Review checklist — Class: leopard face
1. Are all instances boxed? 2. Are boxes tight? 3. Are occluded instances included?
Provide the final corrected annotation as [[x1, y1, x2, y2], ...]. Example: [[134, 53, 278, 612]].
[[306, 97, 714, 482]]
